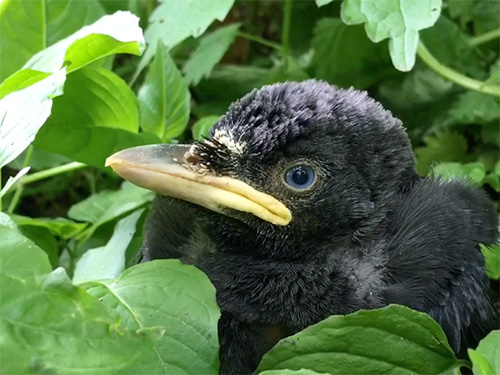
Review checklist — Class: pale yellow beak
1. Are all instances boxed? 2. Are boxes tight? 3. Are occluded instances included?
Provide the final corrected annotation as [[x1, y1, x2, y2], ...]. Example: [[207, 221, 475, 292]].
[[105, 145, 292, 226]]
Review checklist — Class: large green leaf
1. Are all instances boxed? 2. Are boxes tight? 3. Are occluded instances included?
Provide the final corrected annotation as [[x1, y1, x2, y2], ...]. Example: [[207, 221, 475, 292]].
[[469, 331, 500, 375], [258, 305, 462, 375], [82, 259, 221, 375], [134, 0, 236, 80], [35, 67, 160, 167], [480, 244, 500, 280], [420, 16, 484, 79], [415, 131, 468, 175], [260, 370, 330, 375], [192, 115, 221, 140], [0, 0, 45, 81], [18, 225, 59, 269], [45, 0, 105, 46], [0, 69, 66, 168], [0, 225, 164, 375], [24, 11, 144, 74], [311, 18, 391, 89], [183, 23, 241, 86], [0, 0, 105, 81], [68, 182, 153, 237], [73, 209, 143, 283], [137, 41, 191, 140], [0, 69, 51, 99], [341, 0, 442, 71], [11, 214, 87, 239]]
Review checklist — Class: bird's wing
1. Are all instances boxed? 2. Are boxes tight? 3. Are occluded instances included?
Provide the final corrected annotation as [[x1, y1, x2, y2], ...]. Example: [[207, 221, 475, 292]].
[[382, 178, 498, 353]]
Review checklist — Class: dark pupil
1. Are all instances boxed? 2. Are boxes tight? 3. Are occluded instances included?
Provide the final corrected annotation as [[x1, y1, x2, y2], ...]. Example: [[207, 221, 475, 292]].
[[292, 167, 309, 185]]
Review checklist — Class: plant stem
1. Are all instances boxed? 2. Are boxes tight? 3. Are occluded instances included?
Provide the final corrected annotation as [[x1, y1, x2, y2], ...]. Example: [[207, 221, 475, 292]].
[[470, 28, 500, 46], [417, 42, 500, 97], [237, 31, 283, 51], [7, 145, 34, 213], [281, 0, 293, 59], [18, 161, 86, 185]]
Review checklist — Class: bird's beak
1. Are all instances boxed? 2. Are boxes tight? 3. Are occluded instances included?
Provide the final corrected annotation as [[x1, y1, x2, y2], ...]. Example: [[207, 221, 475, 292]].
[[106, 145, 292, 226]]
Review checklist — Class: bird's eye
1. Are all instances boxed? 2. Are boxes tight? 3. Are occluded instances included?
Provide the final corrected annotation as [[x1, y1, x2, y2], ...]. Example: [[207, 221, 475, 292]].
[[284, 165, 316, 190]]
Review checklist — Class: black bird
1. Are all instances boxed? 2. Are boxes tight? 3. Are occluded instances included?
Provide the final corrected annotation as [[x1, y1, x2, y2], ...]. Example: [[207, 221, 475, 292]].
[[107, 80, 498, 374]]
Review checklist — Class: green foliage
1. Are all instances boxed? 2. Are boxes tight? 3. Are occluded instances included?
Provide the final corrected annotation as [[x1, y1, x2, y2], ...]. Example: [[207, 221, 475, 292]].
[[341, 0, 442, 71], [258, 305, 463, 375], [468, 331, 500, 375], [1, 0, 499, 373], [138, 40, 191, 140]]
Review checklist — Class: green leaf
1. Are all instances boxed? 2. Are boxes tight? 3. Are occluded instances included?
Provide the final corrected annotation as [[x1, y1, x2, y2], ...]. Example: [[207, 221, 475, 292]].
[[415, 131, 468, 175], [431, 162, 486, 186], [134, 0, 236, 80], [0, 69, 66, 168], [64, 33, 145, 74], [192, 115, 221, 140], [35, 67, 160, 168], [341, 0, 442, 71], [68, 182, 153, 237], [0, 229, 164, 375], [18, 225, 59, 269], [137, 41, 191, 140], [481, 244, 500, 280], [73, 209, 143, 283], [379, 69, 453, 109], [11, 214, 87, 239], [0, 0, 45, 81], [0, 69, 50, 99], [468, 349, 495, 375], [449, 92, 500, 125], [420, 16, 484, 79], [45, 0, 105, 46], [258, 305, 462, 375], [183, 23, 241, 86], [260, 370, 331, 375], [311, 18, 392, 89], [268, 56, 310, 84], [315, 0, 336, 6], [24, 11, 144, 73], [195, 65, 270, 116], [470, 330, 500, 375], [82, 259, 221, 375], [0, 167, 29, 198], [0, 212, 17, 231]]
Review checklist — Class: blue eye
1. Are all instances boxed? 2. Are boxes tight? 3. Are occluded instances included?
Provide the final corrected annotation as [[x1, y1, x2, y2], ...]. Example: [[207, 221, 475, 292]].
[[284, 165, 316, 189]]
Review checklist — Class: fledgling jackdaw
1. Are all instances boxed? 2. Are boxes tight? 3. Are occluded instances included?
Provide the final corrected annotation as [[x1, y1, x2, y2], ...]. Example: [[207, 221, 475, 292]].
[[107, 80, 498, 374]]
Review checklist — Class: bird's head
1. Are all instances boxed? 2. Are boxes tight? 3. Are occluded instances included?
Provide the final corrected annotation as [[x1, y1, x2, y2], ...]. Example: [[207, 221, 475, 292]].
[[107, 80, 417, 259]]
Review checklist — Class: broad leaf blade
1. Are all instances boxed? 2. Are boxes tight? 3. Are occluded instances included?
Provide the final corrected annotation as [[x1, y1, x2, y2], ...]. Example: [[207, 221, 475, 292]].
[[34, 68, 160, 167], [471, 331, 500, 375], [138, 41, 190, 140], [0, 69, 66, 168], [192, 115, 221, 140], [73, 209, 143, 283], [311, 18, 391, 89], [68, 182, 153, 232], [341, 0, 442, 71], [24, 11, 144, 73], [258, 305, 462, 375], [83, 259, 221, 375], [10, 215, 87, 239], [0, 228, 164, 374], [0, 0, 45, 81], [134, 0, 235, 80], [0, 69, 50, 99], [183, 23, 241, 86]]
